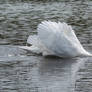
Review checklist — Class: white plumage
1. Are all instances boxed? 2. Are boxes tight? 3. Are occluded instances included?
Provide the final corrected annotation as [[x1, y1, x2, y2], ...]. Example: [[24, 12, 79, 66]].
[[20, 21, 92, 58]]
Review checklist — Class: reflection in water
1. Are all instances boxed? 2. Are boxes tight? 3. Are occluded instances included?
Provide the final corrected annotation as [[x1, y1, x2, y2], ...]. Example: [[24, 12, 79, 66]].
[[0, 47, 92, 92], [73, 57, 92, 92], [0, 0, 92, 92], [38, 58, 75, 91], [0, 51, 76, 92], [0, 45, 91, 92]]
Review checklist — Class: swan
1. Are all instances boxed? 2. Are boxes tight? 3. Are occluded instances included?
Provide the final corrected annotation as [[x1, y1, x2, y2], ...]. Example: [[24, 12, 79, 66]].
[[19, 21, 92, 58]]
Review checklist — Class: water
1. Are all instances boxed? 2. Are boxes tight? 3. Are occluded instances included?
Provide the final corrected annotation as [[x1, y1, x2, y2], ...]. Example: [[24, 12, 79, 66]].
[[0, 0, 92, 92]]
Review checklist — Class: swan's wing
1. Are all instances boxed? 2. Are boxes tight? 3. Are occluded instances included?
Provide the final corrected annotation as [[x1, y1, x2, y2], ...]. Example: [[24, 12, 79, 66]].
[[37, 21, 87, 57], [19, 45, 42, 54], [38, 21, 62, 50], [18, 35, 42, 54], [59, 22, 81, 45], [38, 21, 57, 48], [38, 21, 81, 46], [26, 35, 55, 55], [27, 35, 39, 46]]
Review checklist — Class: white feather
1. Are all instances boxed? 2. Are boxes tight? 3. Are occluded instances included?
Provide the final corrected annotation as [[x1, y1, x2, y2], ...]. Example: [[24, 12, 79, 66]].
[[26, 33, 55, 56], [19, 21, 92, 57]]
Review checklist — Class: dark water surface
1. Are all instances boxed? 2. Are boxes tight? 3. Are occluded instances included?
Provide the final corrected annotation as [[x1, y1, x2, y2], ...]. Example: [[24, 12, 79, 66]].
[[0, 0, 92, 92]]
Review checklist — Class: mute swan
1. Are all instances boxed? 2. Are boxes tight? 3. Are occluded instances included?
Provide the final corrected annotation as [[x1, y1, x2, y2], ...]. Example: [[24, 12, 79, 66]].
[[20, 21, 92, 58]]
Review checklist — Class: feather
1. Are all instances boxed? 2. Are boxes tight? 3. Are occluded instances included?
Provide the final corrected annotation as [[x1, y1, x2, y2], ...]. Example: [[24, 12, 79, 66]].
[[19, 21, 92, 57]]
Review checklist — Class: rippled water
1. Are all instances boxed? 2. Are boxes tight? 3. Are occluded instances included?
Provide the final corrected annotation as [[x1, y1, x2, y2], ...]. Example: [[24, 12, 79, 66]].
[[0, 0, 92, 92]]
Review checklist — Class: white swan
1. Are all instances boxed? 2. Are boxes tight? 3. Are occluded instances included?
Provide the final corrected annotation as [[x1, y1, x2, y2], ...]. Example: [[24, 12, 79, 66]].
[[20, 21, 92, 58]]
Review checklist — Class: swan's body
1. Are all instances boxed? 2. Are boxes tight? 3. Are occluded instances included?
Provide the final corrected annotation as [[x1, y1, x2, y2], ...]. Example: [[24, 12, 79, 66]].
[[20, 21, 92, 58]]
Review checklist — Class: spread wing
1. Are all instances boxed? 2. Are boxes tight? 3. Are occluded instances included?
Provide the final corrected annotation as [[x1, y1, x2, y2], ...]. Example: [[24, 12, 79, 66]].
[[37, 21, 86, 57]]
